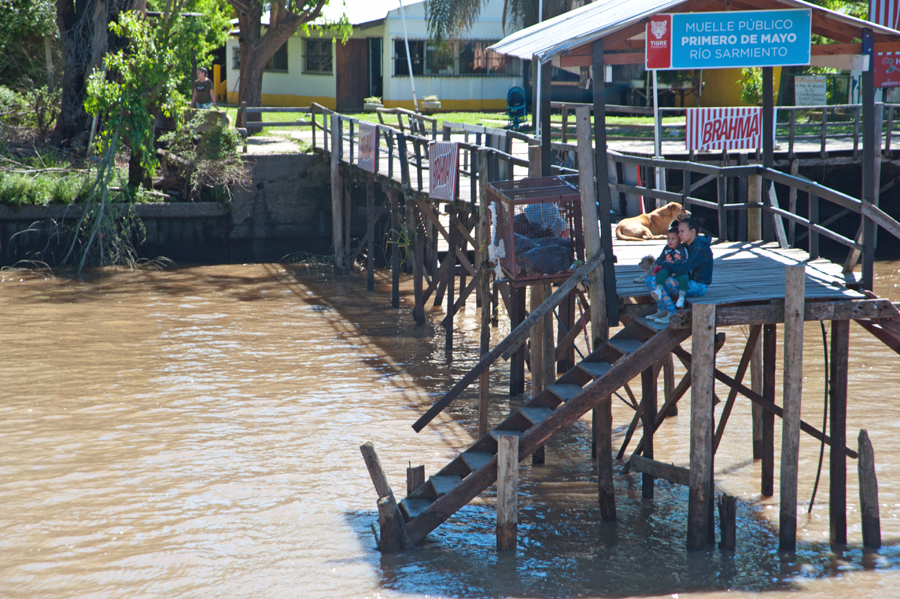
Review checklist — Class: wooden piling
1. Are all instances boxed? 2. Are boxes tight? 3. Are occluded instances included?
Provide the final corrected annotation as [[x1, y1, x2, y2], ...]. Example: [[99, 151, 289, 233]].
[[343, 178, 352, 271], [830, 319, 849, 545], [641, 365, 657, 499], [596, 396, 616, 520], [496, 433, 519, 551], [445, 206, 456, 351], [718, 494, 737, 551], [478, 149, 491, 438], [407, 465, 425, 495], [762, 323, 777, 497], [360, 441, 414, 551], [751, 339, 763, 459], [366, 182, 375, 291], [412, 202, 426, 327], [779, 265, 805, 552], [530, 284, 546, 398], [858, 429, 881, 550], [528, 145, 541, 179], [510, 287, 526, 396], [664, 353, 677, 416], [688, 302, 716, 551], [541, 282, 555, 390], [389, 190, 400, 308], [330, 114, 344, 275]]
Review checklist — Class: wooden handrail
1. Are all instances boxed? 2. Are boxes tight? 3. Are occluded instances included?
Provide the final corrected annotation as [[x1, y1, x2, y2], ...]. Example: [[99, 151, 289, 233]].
[[412, 250, 605, 433]]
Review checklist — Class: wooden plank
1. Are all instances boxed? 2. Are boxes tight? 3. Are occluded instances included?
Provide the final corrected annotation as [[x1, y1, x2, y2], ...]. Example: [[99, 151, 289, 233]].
[[688, 303, 716, 551], [496, 433, 519, 551], [412, 250, 606, 432], [779, 265, 805, 552], [415, 197, 478, 279], [407, 465, 426, 494], [858, 429, 882, 549], [625, 455, 690, 486], [718, 495, 737, 551], [669, 299, 896, 328]]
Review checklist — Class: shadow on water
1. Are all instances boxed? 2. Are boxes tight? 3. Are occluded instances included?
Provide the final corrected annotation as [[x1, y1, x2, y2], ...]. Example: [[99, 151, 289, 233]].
[[345, 473, 900, 599]]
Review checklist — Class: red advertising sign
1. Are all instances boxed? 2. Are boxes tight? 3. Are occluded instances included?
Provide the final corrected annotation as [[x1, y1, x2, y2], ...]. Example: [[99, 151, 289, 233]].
[[358, 123, 377, 173], [686, 107, 762, 152], [428, 142, 459, 201], [875, 52, 900, 88], [645, 15, 672, 70]]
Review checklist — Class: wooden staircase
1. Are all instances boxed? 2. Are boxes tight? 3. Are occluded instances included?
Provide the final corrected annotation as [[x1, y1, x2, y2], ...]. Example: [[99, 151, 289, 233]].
[[400, 316, 691, 544]]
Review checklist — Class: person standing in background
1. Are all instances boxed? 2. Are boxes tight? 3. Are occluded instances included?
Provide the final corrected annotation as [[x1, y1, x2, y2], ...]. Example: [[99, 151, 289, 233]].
[[191, 67, 217, 110]]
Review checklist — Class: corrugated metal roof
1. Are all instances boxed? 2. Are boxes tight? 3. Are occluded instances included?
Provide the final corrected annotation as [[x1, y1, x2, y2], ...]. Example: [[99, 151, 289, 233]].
[[490, 0, 900, 62]]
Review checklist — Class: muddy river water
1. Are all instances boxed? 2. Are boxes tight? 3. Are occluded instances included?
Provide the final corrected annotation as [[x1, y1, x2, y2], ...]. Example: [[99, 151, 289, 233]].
[[1, 261, 899, 598]]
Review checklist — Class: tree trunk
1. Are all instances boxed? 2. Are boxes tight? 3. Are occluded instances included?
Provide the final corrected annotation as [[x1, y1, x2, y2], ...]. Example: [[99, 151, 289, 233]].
[[52, 0, 133, 148]]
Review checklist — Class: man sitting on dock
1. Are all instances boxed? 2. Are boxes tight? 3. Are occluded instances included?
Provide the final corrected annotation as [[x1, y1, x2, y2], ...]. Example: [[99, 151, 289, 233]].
[[645, 217, 713, 325]]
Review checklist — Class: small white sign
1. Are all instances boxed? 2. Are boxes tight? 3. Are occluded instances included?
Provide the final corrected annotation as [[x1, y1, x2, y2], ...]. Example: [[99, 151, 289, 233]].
[[428, 142, 459, 202], [794, 75, 827, 106], [358, 123, 377, 173]]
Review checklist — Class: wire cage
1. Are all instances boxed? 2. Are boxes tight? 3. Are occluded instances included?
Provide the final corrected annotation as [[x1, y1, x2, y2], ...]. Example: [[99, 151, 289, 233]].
[[487, 177, 584, 282]]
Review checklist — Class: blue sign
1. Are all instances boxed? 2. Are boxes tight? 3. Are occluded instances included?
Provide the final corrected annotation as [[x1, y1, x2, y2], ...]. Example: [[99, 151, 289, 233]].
[[658, 10, 811, 70]]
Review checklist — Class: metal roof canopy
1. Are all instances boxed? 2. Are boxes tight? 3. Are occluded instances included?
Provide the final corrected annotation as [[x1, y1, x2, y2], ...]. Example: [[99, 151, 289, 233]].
[[490, 0, 900, 64], [490, 0, 895, 325]]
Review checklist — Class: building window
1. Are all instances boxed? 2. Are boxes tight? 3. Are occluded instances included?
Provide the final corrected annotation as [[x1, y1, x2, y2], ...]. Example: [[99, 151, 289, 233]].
[[305, 39, 332, 74], [394, 40, 424, 76], [232, 46, 240, 70], [394, 39, 518, 77], [459, 41, 513, 75], [265, 42, 289, 71]]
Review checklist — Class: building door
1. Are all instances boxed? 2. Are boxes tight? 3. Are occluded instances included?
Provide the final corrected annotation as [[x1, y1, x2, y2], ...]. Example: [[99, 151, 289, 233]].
[[336, 39, 367, 112], [368, 38, 383, 99]]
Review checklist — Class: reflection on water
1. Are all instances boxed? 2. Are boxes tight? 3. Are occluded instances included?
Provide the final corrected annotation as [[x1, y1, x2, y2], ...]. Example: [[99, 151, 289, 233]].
[[0, 261, 898, 598]]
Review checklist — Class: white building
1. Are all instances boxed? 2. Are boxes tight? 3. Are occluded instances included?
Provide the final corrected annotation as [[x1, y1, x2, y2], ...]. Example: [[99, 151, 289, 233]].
[[225, 0, 524, 111]]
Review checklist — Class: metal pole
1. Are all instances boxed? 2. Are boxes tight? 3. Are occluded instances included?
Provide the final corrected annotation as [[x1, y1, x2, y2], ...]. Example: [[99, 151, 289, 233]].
[[652, 69, 666, 200], [398, 0, 419, 112]]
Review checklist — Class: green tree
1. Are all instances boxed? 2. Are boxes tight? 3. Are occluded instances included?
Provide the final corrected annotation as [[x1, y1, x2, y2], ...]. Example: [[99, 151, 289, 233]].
[[0, 0, 57, 87], [426, 0, 572, 43], [227, 0, 348, 111]]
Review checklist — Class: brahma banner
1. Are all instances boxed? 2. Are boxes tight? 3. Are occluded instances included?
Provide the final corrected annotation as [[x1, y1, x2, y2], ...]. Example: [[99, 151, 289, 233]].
[[686, 107, 762, 152], [428, 142, 459, 201], [357, 123, 377, 173]]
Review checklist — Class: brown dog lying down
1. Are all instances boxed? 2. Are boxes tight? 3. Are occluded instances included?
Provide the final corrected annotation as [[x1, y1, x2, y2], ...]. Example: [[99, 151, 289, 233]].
[[615, 202, 690, 241]]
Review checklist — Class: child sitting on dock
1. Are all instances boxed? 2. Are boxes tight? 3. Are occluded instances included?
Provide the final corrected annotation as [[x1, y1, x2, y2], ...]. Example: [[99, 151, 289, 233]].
[[651, 225, 689, 309], [645, 217, 713, 324]]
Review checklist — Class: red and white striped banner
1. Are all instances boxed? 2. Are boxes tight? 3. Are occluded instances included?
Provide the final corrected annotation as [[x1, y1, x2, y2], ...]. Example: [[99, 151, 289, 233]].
[[686, 107, 762, 152], [871, 0, 900, 30], [428, 142, 459, 202]]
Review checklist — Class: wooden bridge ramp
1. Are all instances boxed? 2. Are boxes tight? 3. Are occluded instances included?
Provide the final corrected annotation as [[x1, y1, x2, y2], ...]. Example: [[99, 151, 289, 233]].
[[399, 314, 687, 544]]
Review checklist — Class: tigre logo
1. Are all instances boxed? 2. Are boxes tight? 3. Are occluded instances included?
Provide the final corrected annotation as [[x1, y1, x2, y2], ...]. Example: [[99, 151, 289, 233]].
[[651, 19, 667, 39]]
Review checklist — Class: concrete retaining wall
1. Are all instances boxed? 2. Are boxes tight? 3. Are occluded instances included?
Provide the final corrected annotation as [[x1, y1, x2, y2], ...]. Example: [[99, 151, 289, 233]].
[[0, 152, 333, 267]]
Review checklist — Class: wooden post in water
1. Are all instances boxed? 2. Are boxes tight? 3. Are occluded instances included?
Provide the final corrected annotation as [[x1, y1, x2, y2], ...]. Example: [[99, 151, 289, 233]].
[[530, 284, 546, 466], [344, 178, 353, 272], [330, 114, 344, 275], [762, 323, 777, 497], [366, 182, 375, 291], [779, 265, 805, 552], [641, 365, 657, 499], [664, 354, 677, 416], [496, 432, 519, 551], [830, 319, 849, 545], [389, 189, 400, 308], [688, 302, 716, 551], [718, 494, 737, 550], [407, 465, 425, 494], [858, 429, 881, 549], [478, 149, 491, 438], [360, 442, 414, 552], [445, 205, 456, 352], [748, 173, 763, 458], [510, 287, 526, 395]]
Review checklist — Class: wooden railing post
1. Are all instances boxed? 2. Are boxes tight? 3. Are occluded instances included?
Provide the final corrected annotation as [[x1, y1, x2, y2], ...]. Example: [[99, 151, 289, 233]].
[[477, 148, 491, 438], [331, 113, 344, 275]]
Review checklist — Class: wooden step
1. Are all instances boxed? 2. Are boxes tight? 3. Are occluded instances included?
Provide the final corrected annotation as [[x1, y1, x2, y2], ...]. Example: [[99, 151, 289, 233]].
[[400, 497, 433, 520], [460, 451, 494, 471], [520, 406, 553, 425], [490, 429, 523, 441], [578, 361, 612, 378], [548, 383, 584, 402], [429, 475, 462, 497], [608, 338, 644, 356]]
